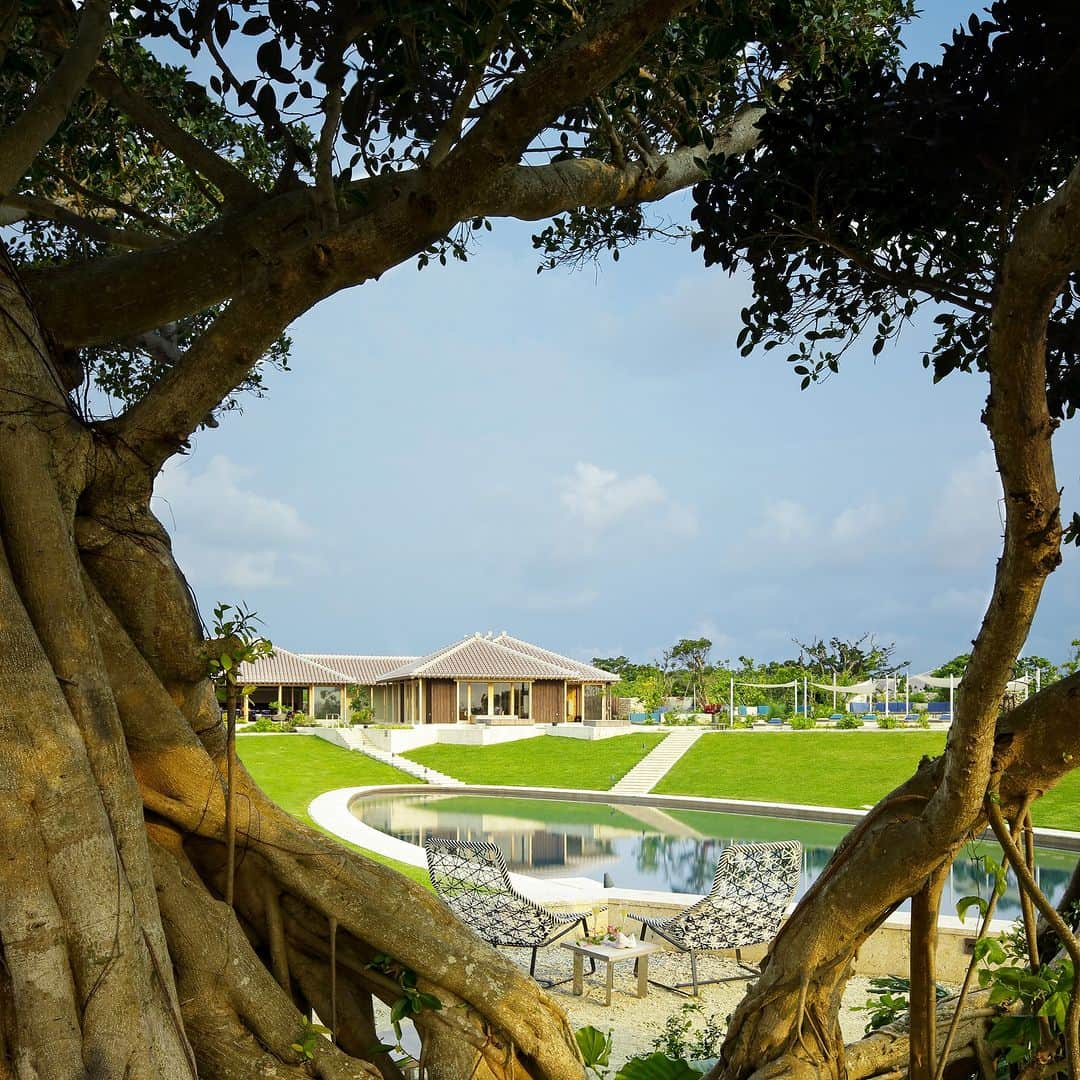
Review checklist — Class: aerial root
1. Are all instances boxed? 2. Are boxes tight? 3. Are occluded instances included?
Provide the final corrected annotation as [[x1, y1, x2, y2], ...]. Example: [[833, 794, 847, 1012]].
[[148, 825, 378, 1080]]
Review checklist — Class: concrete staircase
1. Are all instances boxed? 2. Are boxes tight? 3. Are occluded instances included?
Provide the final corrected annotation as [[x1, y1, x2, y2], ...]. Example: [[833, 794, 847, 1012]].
[[609, 730, 703, 795], [356, 745, 464, 786]]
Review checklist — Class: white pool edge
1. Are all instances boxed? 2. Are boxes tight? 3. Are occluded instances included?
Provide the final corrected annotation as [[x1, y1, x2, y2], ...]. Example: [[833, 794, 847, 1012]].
[[308, 782, 1080, 918]]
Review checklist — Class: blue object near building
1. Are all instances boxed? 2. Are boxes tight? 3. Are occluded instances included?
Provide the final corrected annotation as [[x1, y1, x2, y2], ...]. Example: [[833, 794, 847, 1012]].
[[629, 707, 672, 724]]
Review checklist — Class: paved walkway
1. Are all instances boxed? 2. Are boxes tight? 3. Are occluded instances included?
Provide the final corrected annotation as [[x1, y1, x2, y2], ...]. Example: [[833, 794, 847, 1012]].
[[608, 729, 703, 795], [356, 745, 464, 786]]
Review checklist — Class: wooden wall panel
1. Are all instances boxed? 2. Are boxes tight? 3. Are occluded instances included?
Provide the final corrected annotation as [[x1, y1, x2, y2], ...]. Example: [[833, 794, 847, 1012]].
[[428, 679, 456, 724], [532, 680, 564, 725]]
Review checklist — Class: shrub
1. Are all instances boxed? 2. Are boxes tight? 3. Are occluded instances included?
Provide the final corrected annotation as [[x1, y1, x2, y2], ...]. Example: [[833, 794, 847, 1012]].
[[789, 715, 817, 730], [856, 975, 948, 1035], [835, 714, 864, 729], [651, 1002, 725, 1061], [876, 713, 901, 730], [248, 716, 296, 733]]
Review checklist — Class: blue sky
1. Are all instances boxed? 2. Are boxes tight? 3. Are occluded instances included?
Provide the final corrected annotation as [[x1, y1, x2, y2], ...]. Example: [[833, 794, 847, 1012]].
[[154, 2, 1080, 672]]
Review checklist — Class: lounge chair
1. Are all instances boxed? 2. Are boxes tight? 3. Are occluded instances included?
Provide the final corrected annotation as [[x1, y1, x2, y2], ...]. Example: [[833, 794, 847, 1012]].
[[627, 840, 802, 995], [424, 837, 593, 985]]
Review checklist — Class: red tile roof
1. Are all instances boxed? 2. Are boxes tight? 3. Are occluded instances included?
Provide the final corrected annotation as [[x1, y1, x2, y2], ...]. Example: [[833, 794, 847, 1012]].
[[376, 633, 619, 683], [235, 635, 618, 686]]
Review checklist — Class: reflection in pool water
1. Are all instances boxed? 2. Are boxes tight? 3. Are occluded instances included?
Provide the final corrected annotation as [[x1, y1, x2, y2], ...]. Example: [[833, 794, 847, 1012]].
[[352, 793, 1076, 921]]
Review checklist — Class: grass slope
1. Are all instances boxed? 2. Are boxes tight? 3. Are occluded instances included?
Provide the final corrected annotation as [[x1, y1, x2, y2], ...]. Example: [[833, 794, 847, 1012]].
[[426, 795, 648, 831], [656, 731, 947, 807], [237, 734, 429, 885], [655, 731, 1080, 831], [403, 732, 668, 789]]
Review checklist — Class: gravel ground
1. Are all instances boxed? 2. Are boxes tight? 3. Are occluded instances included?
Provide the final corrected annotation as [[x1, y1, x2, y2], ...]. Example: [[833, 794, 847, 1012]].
[[376, 945, 878, 1071], [507, 946, 877, 1067]]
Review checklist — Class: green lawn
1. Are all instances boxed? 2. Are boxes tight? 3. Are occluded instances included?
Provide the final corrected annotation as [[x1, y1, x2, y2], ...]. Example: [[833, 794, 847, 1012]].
[[403, 731, 668, 789], [655, 731, 947, 808], [427, 795, 648, 831], [237, 734, 430, 885], [238, 731, 1080, 881], [1031, 775, 1080, 832], [655, 731, 1080, 831]]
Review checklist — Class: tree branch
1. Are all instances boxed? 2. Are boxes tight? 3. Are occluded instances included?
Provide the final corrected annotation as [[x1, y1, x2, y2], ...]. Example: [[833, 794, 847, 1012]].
[[27, 75, 759, 351], [427, 11, 507, 169], [1, 194, 167, 250], [25, 186, 321, 348], [104, 269, 330, 468], [0, 0, 111, 197], [43, 166, 184, 239], [0, 0, 21, 69], [315, 76, 344, 231], [475, 105, 763, 218], [928, 160, 1080, 827], [437, 0, 695, 186], [88, 66, 263, 207]]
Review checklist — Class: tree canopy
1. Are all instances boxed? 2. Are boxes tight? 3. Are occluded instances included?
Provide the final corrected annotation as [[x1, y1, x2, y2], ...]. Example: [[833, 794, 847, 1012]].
[[691, 0, 1080, 420]]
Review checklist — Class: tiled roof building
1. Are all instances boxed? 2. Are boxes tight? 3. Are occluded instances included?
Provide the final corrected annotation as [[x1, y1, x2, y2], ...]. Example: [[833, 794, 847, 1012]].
[[236, 633, 616, 725]]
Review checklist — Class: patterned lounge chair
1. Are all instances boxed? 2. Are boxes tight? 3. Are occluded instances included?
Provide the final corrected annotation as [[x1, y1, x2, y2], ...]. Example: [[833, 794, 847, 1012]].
[[627, 840, 802, 995], [424, 837, 593, 985]]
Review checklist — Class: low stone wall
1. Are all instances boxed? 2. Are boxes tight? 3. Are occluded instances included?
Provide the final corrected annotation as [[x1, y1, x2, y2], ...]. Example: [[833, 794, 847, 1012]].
[[311, 723, 644, 750], [546, 724, 643, 740]]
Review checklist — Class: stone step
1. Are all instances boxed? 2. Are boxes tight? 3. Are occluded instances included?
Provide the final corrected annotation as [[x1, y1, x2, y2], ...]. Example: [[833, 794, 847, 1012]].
[[609, 730, 704, 796], [355, 746, 464, 786]]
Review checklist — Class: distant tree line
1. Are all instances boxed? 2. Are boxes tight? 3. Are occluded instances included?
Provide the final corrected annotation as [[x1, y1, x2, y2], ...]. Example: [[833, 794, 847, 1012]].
[[593, 634, 1080, 714]]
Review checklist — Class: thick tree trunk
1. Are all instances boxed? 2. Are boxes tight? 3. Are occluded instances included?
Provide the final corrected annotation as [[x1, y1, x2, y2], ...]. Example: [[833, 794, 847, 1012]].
[[0, 254, 586, 1080]]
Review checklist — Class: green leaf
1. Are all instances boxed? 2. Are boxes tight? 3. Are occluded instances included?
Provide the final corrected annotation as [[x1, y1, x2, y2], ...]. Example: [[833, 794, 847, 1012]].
[[615, 1053, 702, 1080], [576, 1026, 613, 1070], [390, 999, 409, 1023], [973, 937, 1006, 965], [955, 895, 987, 924]]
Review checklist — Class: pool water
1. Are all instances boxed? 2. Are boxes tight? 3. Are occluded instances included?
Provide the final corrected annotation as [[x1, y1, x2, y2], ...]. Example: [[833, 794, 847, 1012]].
[[352, 792, 1076, 921]]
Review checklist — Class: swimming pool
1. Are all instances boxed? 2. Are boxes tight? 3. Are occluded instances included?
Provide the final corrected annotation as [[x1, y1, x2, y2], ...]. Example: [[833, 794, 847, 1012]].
[[352, 791, 1075, 920]]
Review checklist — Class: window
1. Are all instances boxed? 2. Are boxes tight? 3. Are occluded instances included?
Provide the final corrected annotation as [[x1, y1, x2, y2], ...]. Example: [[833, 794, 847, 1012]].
[[584, 684, 602, 722], [458, 681, 470, 722], [492, 683, 511, 716], [468, 682, 487, 716], [314, 687, 341, 720], [513, 682, 530, 719]]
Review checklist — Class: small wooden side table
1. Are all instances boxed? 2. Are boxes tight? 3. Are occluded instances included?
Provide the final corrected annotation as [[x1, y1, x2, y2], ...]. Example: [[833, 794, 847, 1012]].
[[559, 940, 664, 1006]]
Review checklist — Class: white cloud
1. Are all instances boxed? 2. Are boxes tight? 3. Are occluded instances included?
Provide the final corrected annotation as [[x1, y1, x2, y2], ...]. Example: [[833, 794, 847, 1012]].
[[153, 455, 313, 590], [695, 619, 735, 653], [758, 498, 813, 537], [558, 462, 698, 540], [741, 497, 903, 568], [156, 454, 310, 545], [926, 452, 1003, 569], [831, 500, 888, 544]]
